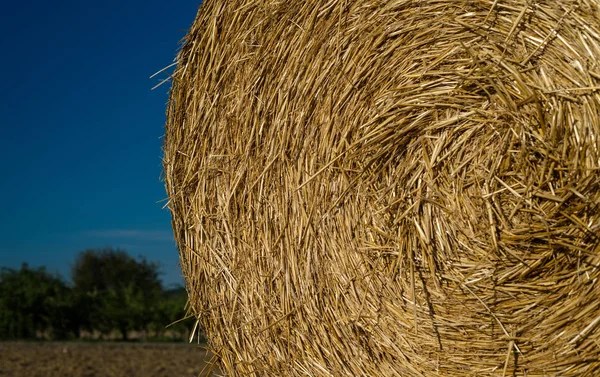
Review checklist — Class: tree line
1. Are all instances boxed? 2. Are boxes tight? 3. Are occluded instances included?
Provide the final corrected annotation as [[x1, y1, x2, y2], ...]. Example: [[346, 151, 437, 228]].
[[0, 248, 193, 341]]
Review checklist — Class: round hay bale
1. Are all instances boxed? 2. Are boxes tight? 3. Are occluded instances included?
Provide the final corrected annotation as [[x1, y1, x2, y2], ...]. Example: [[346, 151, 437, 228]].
[[163, 0, 600, 375]]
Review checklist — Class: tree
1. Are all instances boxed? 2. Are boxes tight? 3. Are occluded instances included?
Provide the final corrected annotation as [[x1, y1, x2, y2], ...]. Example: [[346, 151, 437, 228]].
[[71, 248, 163, 340], [0, 264, 78, 340], [151, 286, 191, 340]]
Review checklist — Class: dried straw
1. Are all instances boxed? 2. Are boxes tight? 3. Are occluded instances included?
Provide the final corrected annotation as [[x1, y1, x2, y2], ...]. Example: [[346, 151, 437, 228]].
[[163, 1, 600, 376]]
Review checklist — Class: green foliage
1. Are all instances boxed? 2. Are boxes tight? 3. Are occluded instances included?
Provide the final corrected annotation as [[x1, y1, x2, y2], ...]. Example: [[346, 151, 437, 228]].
[[0, 264, 77, 339], [0, 248, 194, 341], [72, 248, 164, 340], [152, 286, 191, 340]]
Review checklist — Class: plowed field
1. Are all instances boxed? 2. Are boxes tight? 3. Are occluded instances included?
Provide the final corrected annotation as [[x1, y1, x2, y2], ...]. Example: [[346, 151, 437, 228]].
[[0, 342, 217, 377]]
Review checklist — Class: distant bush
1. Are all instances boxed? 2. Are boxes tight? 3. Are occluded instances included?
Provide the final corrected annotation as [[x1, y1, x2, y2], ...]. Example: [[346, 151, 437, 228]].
[[72, 248, 165, 340], [0, 248, 195, 341], [0, 264, 78, 339], [151, 286, 191, 340]]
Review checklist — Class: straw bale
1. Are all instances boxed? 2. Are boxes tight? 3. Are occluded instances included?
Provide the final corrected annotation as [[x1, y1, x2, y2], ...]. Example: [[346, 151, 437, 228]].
[[163, 0, 600, 375]]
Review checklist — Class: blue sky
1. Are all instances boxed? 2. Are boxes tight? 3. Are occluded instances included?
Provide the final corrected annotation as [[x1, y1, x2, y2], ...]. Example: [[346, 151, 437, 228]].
[[0, 1, 200, 287]]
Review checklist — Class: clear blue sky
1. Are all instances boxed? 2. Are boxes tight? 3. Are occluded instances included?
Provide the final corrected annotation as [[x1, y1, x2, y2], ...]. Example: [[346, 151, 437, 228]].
[[0, 1, 200, 287]]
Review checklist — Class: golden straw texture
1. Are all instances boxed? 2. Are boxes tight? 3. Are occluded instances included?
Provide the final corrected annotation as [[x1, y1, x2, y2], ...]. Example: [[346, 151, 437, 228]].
[[163, 1, 600, 375]]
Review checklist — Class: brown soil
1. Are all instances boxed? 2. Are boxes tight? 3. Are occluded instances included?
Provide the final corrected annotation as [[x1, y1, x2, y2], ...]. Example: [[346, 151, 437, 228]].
[[0, 342, 217, 377]]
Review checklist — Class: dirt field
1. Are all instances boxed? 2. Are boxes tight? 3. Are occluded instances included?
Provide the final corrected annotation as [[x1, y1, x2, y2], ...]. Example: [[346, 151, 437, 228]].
[[0, 342, 218, 377]]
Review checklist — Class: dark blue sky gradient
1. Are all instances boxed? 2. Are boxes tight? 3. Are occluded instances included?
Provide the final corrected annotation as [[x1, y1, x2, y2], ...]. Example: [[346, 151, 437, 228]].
[[0, 1, 200, 287]]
